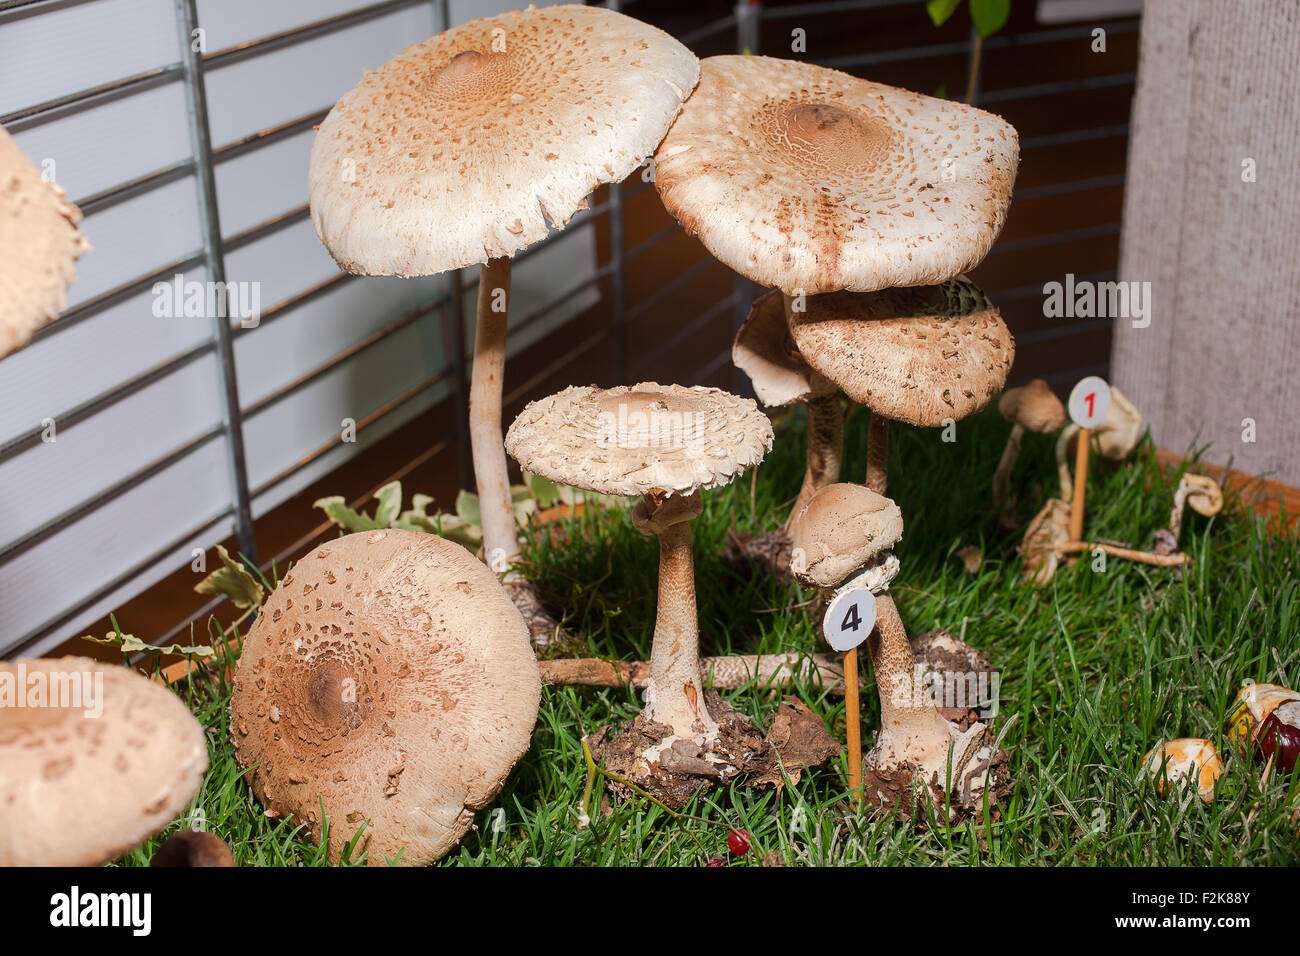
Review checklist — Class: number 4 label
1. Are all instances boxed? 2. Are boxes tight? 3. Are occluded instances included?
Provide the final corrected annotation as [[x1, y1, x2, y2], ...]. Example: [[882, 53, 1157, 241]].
[[1068, 376, 1112, 429], [823, 588, 876, 652]]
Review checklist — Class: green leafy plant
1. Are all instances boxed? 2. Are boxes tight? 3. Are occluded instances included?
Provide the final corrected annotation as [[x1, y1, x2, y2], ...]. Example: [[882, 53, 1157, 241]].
[[82, 627, 216, 665], [926, 0, 1012, 103]]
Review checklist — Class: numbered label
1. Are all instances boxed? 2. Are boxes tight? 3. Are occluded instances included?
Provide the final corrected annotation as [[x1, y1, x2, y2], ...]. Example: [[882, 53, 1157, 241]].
[[823, 588, 876, 652], [1068, 376, 1112, 429]]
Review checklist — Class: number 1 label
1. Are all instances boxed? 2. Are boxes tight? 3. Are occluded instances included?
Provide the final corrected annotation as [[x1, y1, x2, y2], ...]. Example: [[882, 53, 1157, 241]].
[[1068, 376, 1112, 429], [823, 587, 876, 652]]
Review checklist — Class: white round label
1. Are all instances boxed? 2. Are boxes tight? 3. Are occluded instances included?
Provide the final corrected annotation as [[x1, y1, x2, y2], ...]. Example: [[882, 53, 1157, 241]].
[[823, 588, 876, 652], [1068, 376, 1112, 429]]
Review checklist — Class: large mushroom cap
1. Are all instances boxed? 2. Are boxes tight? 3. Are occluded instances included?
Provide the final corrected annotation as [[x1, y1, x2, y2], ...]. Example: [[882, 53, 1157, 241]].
[[654, 55, 1018, 295], [308, 4, 698, 276], [0, 657, 207, 866], [229, 530, 540, 866], [790, 483, 903, 588], [999, 378, 1066, 433], [506, 382, 773, 498], [734, 290, 836, 407], [1, 127, 90, 360], [786, 276, 1014, 427]]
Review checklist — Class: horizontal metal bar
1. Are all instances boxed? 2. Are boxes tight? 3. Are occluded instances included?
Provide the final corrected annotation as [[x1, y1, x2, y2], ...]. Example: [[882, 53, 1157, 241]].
[[626, 255, 718, 321], [74, 158, 195, 214], [1015, 316, 1115, 347], [690, 347, 733, 384], [0, 422, 225, 567], [626, 222, 681, 263], [0, 0, 100, 16], [762, 0, 905, 18], [989, 269, 1116, 304], [8, 506, 234, 658], [633, 291, 742, 376], [29, 251, 206, 344], [0, 64, 183, 131], [213, 108, 329, 163], [988, 222, 1121, 255], [233, 273, 353, 339], [679, 13, 736, 47], [981, 72, 1136, 105], [252, 362, 454, 498], [203, 0, 426, 70], [1021, 123, 1130, 150], [504, 326, 606, 405], [223, 203, 311, 253], [1014, 173, 1126, 202], [509, 263, 614, 340], [243, 294, 446, 418]]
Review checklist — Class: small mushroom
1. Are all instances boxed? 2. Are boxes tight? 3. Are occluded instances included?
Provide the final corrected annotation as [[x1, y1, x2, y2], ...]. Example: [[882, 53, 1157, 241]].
[[733, 291, 844, 531], [308, 5, 699, 642], [0, 126, 91, 360], [1056, 386, 1144, 500], [1019, 498, 1072, 584], [1226, 683, 1300, 775], [0, 657, 207, 866], [1141, 738, 1224, 802], [1154, 473, 1223, 555], [992, 379, 1067, 527], [229, 530, 541, 866], [791, 484, 1006, 816], [151, 829, 235, 867], [506, 383, 772, 774]]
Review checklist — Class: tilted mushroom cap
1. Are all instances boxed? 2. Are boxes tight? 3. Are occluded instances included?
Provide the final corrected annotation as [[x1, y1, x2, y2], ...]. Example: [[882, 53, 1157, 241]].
[[786, 276, 1014, 427], [790, 483, 903, 588], [505, 382, 773, 498], [735, 290, 836, 407], [1, 127, 90, 359], [654, 55, 1018, 295], [998, 378, 1066, 433], [1094, 386, 1143, 459], [1141, 738, 1223, 803], [1179, 473, 1223, 518], [230, 530, 540, 866], [308, 4, 698, 276], [0, 657, 207, 866]]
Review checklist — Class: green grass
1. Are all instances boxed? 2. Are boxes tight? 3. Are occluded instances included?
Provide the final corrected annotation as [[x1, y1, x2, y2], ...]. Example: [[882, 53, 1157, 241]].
[[118, 403, 1300, 866]]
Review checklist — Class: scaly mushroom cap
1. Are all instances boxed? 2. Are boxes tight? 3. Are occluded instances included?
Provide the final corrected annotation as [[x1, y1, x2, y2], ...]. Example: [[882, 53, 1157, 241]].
[[0, 657, 207, 866], [1095, 386, 1143, 459], [654, 55, 1018, 295], [786, 276, 1014, 427], [734, 289, 836, 407], [1141, 738, 1224, 803], [308, 4, 698, 275], [790, 483, 903, 588], [505, 382, 773, 498], [998, 378, 1066, 433], [1, 127, 90, 360], [230, 530, 540, 866]]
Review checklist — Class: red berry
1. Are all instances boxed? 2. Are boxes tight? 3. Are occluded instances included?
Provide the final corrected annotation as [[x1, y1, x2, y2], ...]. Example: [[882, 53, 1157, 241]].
[[704, 856, 726, 867], [727, 829, 751, 856], [1257, 705, 1300, 774]]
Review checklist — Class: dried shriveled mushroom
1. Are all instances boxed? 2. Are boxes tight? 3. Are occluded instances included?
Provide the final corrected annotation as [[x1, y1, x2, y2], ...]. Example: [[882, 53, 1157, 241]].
[[308, 5, 698, 643], [506, 383, 773, 802], [734, 290, 844, 530], [1141, 738, 1224, 802], [791, 484, 1009, 817], [230, 530, 541, 866], [1, 126, 90, 359], [1056, 386, 1144, 500], [1154, 472, 1223, 555], [993, 379, 1066, 526], [786, 278, 1014, 494], [0, 657, 207, 866]]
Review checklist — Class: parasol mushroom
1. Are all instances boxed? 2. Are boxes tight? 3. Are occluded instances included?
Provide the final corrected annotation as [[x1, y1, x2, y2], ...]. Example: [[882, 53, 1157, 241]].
[[654, 55, 1018, 494], [0, 657, 207, 866], [784, 278, 1014, 494], [308, 5, 699, 643], [791, 484, 1008, 817], [1154, 472, 1223, 555], [1, 125, 90, 360], [229, 529, 541, 866], [992, 379, 1066, 526], [505, 383, 772, 795]]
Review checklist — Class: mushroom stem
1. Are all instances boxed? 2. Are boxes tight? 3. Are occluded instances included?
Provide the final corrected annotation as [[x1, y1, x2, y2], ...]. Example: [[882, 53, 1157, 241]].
[[470, 257, 520, 579], [1058, 541, 1190, 567], [785, 392, 844, 530], [865, 413, 889, 494], [636, 493, 717, 739], [537, 652, 844, 692], [992, 422, 1025, 522], [1056, 423, 1080, 499]]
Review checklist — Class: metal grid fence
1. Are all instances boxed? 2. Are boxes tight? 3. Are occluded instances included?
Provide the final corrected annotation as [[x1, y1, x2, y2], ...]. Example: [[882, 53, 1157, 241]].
[[0, 0, 1136, 656]]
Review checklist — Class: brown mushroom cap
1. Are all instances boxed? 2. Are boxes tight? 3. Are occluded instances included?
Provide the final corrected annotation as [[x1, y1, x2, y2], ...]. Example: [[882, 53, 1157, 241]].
[[229, 529, 540, 866], [308, 4, 698, 276], [654, 55, 1018, 295], [1, 127, 90, 360], [0, 657, 207, 866], [790, 483, 903, 588], [998, 378, 1066, 433], [734, 290, 836, 407], [786, 277, 1014, 427], [505, 382, 773, 498]]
